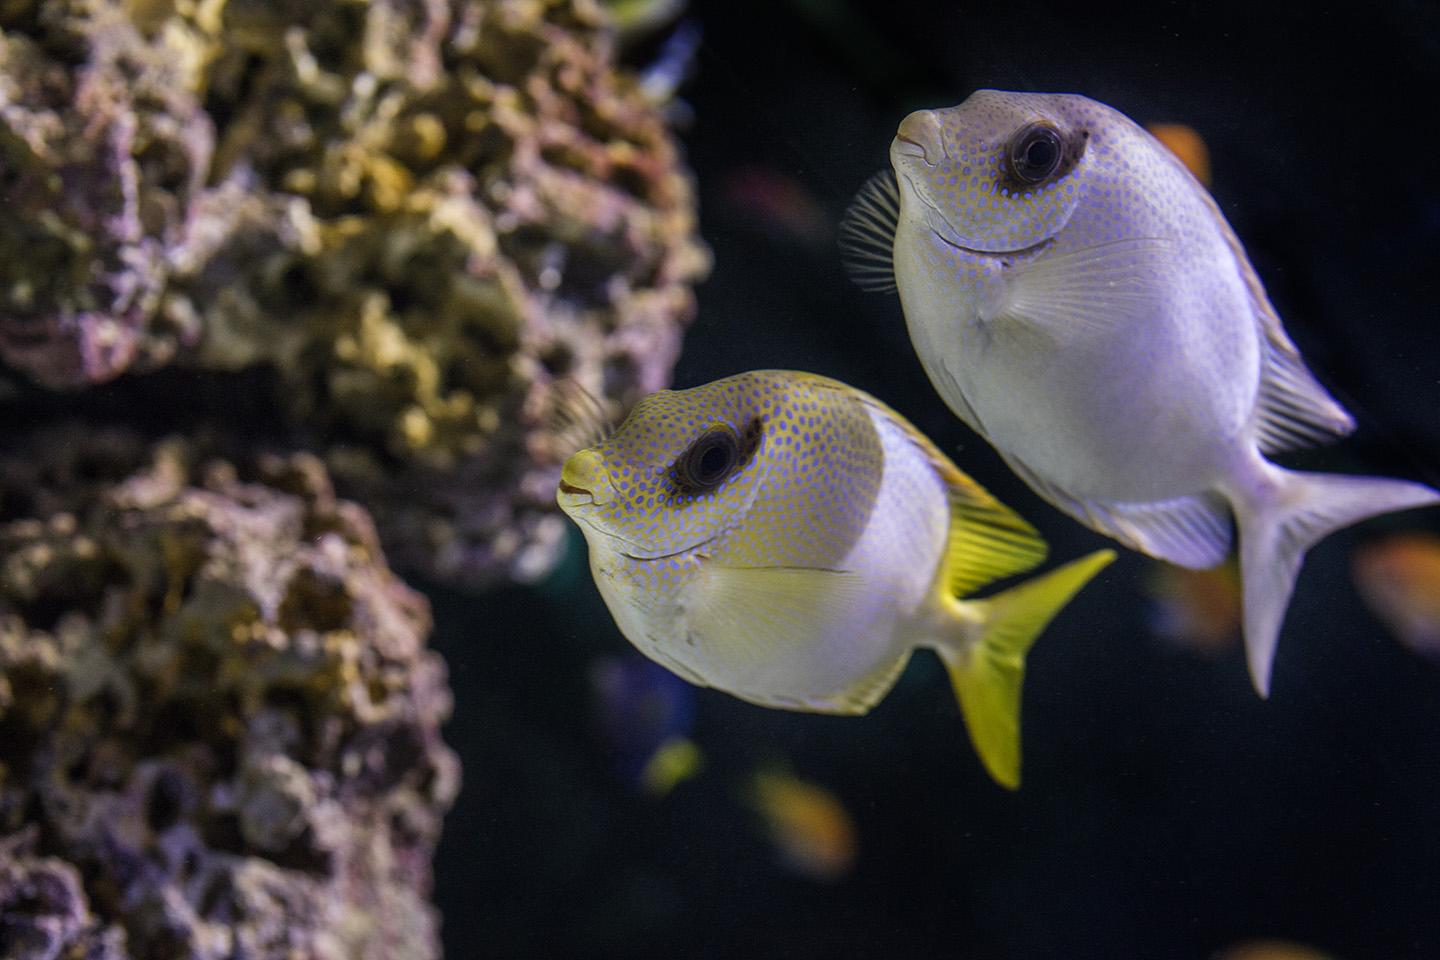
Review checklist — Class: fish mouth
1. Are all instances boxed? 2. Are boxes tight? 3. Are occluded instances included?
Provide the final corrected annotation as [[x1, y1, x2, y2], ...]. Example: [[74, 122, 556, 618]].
[[572, 513, 716, 563], [558, 480, 588, 496], [892, 134, 928, 161], [620, 531, 717, 563], [895, 170, 1053, 258], [557, 480, 593, 507]]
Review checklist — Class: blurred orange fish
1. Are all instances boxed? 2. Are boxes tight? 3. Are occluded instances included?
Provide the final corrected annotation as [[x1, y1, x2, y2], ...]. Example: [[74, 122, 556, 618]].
[[1146, 559, 1243, 656], [1352, 532, 1440, 658], [1147, 122, 1212, 186], [1213, 940, 1334, 960], [720, 166, 831, 244], [749, 770, 856, 882]]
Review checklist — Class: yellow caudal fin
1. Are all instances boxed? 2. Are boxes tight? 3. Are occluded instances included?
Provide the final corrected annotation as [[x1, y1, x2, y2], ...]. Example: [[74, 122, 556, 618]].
[[938, 550, 1116, 790]]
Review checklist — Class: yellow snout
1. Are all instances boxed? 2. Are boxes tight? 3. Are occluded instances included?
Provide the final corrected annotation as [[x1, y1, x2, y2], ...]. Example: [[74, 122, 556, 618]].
[[557, 448, 615, 508]]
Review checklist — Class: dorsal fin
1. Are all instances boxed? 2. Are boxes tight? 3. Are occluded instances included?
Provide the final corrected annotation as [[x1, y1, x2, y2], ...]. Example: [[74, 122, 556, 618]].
[[1195, 186, 1355, 454], [838, 169, 900, 293]]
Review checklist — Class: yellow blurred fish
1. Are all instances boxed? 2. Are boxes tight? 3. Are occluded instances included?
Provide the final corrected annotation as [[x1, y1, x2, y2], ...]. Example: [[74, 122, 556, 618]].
[[841, 90, 1439, 696], [556, 369, 1114, 788], [1352, 533, 1440, 659], [748, 769, 856, 882]]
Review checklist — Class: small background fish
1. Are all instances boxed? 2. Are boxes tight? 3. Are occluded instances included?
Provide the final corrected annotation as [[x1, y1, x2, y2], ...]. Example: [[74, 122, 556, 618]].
[[1352, 533, 1440, 660], [591, 654, 705, 796], [439, 2, 1440, 958], [1146, 559, 1243, 656], [747, 767, 858, 883]]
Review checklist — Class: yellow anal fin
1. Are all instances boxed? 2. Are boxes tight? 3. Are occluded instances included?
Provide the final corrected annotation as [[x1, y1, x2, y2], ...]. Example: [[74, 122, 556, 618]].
[[941, 550, 1116, 789]]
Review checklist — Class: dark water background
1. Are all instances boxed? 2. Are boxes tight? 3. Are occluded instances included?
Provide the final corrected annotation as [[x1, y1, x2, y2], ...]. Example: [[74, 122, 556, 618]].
[[435, 1, 1440, 957]]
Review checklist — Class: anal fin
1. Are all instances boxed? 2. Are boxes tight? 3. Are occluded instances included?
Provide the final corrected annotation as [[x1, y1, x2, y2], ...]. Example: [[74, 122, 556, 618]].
[[999, 451, 1234, 569]]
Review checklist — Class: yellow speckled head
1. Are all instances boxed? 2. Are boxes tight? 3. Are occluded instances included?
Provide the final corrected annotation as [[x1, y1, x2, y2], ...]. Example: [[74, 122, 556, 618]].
[[891, 90, 1093, 253], [557, 371, 884, 569]]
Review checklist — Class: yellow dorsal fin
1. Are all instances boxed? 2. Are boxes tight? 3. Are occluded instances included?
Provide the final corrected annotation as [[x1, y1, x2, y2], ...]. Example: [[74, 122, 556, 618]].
[[938, 467, 1050, 598], [753, 371, 1048, 596]]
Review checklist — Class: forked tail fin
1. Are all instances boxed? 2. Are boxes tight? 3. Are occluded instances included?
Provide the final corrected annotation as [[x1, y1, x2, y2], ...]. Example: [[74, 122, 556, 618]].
[[937, 550, 1116, 790], [1234, 468, 1439, 697]]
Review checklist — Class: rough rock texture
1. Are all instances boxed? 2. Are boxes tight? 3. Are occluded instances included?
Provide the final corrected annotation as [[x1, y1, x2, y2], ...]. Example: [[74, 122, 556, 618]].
[[0, 0, 214, 387], [1, 0, 710, 586], [0, 430, 460, 960]]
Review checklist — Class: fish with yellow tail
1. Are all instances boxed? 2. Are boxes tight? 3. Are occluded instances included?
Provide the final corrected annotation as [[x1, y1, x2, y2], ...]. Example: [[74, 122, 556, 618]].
[[841, 90, 1439, 696], [555, 369, 1114, 789]]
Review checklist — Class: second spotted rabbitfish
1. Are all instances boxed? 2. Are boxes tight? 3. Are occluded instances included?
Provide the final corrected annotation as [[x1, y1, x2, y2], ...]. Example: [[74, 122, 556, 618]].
[[841, 90, 1439, 695]]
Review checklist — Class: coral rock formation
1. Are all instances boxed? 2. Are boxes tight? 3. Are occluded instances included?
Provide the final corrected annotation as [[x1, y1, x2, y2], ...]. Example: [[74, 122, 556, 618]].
[[0, 0, 214, 387], [1, 0, 709, 586], [0, 432, 459, 960]]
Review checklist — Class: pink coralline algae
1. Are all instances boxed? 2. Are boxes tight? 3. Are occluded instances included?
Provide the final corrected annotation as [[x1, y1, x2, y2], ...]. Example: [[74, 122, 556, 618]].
[[0, 431, 459, 960], [1, 0, 710, 586]]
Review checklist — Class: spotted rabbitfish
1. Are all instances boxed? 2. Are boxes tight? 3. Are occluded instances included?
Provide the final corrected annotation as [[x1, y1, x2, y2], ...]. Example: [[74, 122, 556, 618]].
[[840, 90, 1438, 695], [556, 370, 1114, 788]]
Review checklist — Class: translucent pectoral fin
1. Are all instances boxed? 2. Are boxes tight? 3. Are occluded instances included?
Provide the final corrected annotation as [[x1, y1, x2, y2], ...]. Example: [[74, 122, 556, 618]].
[[990, 237, 1175, 342]]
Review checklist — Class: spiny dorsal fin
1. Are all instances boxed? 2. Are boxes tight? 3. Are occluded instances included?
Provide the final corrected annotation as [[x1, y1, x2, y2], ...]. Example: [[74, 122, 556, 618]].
[[838, 169, 900, 293], [1192, 183, 1355, 454]]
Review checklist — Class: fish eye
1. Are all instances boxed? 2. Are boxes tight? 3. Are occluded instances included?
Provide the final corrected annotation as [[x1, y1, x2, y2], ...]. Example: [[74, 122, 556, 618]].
[[1007, 122, 1064, 184], [677, 427, 740, 493]]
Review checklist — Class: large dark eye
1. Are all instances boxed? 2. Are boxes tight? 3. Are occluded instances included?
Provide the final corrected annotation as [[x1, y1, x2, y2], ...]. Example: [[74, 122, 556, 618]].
[[1007, 122, 1063, 184], [677, 427, 740, 492]]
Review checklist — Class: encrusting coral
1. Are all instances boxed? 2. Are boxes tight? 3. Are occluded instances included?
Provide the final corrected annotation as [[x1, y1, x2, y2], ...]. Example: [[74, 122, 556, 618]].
[[0, 430, 459, 960], [1, 0, 709, 586]]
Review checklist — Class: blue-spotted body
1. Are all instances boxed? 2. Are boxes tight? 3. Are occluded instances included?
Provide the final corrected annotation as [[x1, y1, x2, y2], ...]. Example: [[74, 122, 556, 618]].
[[557, 369, 1114, 788], [841, 90, 1439, 695]]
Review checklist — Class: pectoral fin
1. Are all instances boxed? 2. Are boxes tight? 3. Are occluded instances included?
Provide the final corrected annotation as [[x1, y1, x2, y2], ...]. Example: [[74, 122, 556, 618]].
[[988, 237, 1175, 344]]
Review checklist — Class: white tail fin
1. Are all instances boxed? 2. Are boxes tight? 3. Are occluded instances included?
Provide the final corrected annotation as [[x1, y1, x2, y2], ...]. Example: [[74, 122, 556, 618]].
[[1234, 468, 1439, 696]]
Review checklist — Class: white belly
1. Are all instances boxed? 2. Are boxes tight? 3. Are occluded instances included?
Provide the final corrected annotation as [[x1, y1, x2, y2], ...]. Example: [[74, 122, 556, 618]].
[[898, 235, 1262, 503]]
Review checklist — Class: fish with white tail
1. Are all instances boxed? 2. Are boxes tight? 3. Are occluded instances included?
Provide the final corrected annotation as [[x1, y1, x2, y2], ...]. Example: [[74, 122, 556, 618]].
[[841, 90, 1439, 696], [556, 370, 1114, 788]]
